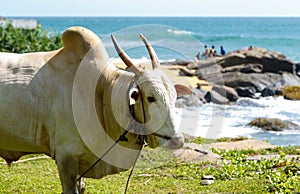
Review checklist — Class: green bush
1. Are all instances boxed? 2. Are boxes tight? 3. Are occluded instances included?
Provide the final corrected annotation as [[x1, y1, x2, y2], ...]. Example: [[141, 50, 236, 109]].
[[0, 22, 63, 53]]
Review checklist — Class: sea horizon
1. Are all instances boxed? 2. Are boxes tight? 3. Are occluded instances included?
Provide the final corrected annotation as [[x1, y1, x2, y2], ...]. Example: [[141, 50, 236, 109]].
[[20, 17, 300, 62], [3, 17, 300, 62]]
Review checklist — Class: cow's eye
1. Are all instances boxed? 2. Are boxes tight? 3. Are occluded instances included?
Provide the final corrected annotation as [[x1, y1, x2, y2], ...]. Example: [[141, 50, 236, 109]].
[[131, 91, 139, 101], [147, 97, 156, 103]]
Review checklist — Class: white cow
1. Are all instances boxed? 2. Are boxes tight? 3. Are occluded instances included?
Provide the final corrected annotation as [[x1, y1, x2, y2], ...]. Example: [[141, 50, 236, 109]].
[[0, 26, 191, 193]]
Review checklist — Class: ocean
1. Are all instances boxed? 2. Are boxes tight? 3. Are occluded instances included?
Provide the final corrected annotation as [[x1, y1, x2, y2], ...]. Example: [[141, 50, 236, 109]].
[[12, 17, 300, 146], [31, 17, 300, 62]]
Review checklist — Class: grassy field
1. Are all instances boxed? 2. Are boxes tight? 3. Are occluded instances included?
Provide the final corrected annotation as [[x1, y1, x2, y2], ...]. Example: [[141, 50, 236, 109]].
[[0, 139, 299, 193]]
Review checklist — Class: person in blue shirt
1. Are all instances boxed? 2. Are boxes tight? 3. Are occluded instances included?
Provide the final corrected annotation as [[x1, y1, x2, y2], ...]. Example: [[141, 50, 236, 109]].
[[220, 46, 226, 56]]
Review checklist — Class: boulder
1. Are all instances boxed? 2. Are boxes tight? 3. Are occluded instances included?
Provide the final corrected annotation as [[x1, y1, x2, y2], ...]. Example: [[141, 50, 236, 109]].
[[282, 86, 300, 100], [236, 87, 256, 98], [173, 143, 221, 162], [223, 72, 283, 92], [178, 67, 195, 76], [172, 47, 300, 102], [260, 57, 295, 74], [247, 117, 300, 131], [220, 48, 296, 74], [222, 63, 263, 73], [172, 60, 190, 66], [175, 88, 206, 107], [219, 53, 247, 67], [195, 63, 223, 84], [212, 85, 239, 101], [205, 90, 229, 104], [261, 87, 275, 97], [282, 72, 300, 86]]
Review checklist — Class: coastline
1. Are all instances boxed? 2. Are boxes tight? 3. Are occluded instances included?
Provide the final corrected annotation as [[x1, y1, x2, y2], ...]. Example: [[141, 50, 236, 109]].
[[113, 46, 300, 147]]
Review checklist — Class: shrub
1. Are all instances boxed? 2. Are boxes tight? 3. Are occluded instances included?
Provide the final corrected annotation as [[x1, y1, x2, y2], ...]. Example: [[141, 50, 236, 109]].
[[0, 22, 63, 53]]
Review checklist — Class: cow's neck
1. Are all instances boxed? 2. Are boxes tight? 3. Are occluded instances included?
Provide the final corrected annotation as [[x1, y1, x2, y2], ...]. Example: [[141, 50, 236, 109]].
[[96, 65, 140, 149]]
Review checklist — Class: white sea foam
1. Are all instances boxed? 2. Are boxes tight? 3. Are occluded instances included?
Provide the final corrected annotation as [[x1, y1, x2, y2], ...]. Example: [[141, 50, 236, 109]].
[[167, 29, 194, 35], [110, 58, 174, 66], [176, 96, 300, 146]]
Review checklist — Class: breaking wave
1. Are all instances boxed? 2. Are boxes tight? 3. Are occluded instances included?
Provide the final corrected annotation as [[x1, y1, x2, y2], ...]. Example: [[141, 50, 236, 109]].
[[167, 28, 194, 35]]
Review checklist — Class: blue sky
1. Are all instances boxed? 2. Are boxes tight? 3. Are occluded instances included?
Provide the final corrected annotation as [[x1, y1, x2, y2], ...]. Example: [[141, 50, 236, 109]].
[[1, 0, 300, 17]]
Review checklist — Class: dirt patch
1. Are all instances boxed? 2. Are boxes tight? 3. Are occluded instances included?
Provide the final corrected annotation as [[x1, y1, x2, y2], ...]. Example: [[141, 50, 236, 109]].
[[207, 139, 276, 151], [174, 140, 276, 162]]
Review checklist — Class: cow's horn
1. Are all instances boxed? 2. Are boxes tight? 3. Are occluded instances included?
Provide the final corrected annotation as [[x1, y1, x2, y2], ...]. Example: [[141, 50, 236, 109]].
[[111, 34, 143, 76], [139, 34, 160, 69]]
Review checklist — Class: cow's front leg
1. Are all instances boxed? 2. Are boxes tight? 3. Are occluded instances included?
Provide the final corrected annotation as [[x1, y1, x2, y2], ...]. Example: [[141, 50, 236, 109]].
[[56, 153, 79, 194], [77, 177, 85, 194]]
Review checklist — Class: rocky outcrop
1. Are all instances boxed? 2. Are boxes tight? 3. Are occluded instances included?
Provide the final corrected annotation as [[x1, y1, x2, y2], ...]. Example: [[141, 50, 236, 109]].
[[170, 47, 300, 104], [219, 48, 293, 74], [247, 117, 300, 131]]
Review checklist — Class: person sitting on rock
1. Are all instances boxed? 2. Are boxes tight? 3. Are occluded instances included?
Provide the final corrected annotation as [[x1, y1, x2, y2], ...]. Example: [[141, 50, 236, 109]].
[[209, 46, 215, 57], [220, 46, 226, 55]]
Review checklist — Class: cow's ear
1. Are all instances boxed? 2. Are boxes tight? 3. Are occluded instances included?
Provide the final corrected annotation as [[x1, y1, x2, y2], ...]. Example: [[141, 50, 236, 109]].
[[174, 84, 193, 97]]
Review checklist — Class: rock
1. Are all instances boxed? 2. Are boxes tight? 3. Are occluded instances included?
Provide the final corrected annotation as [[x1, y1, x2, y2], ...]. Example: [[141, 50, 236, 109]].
[[219, 53, 247, 67], [223, 72, 283, 92], [296, 63, 300, 76], [178, 67, 195, 76], [212, 85, 240, 101], [222, 63, 263, 73], [235, 87, 256, 98], [260, 57, 295, 74], [195, 63, 223, 84], [194, 88, 208, 103], [282, 72, 300, 86], [247, 117, 300, 131], [175, 98, 188, 108], [201, 175, 215, 185], [175, 88, 206, 107], [174, 140, 275, 162], [282, 86, 300, 100], [173, 143, 221, 162], [205, 90, 229, 104], [172, 60, 190, 66], [204, 91, 212, 102], [261, 87, 275, 97], [220, 48, 296, 74], [170, 47, 300, 103]]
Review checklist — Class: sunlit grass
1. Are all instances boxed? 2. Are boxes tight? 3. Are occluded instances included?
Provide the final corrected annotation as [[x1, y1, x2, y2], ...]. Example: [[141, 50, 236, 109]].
[[0, 142, 299, 193]]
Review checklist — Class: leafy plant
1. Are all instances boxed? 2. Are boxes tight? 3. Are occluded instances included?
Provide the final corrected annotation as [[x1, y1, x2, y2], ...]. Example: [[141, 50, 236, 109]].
[[212, 148, 300, 193], [0, 22, 63, 53]]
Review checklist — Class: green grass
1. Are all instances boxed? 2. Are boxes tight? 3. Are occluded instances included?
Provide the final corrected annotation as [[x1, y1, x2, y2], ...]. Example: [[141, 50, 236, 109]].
[[0, 143, 299, 193]]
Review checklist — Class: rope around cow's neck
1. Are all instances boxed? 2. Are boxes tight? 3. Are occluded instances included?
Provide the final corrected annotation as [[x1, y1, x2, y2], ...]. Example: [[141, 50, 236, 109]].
[[77, 78, 167, 193], [76, 129, 145, 194], [124, 135, 145, 194]]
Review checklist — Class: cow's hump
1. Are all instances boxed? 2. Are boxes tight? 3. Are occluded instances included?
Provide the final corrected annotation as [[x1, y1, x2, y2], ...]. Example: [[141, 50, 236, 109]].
[[62, 27, 101, 56]]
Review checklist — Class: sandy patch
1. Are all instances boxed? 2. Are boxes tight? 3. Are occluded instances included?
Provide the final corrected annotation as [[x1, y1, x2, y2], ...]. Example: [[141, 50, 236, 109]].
[[174, 140, 276, 162], [113, 60, 210, 90]]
